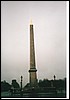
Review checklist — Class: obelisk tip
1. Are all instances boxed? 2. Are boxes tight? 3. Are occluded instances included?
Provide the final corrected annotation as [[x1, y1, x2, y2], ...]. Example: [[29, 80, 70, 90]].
[[30, 19, 33, 25]]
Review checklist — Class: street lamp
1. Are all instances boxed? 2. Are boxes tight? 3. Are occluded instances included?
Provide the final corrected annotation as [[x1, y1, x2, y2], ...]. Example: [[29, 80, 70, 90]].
[[20, 76, 23, 97]]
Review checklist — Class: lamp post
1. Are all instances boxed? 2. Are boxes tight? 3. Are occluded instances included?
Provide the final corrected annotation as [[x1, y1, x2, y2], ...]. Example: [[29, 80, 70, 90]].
[[54, 75, 56, 80], [20, 76, 23, 97], [53, 75, 56, 88], [21, 76, 23, 90]]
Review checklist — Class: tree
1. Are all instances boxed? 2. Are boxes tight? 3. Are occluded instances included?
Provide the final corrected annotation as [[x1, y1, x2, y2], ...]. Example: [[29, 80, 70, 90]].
[[11, 79, 20, 88], [1, 80, 11, 92], [38, 79, 51, 87]]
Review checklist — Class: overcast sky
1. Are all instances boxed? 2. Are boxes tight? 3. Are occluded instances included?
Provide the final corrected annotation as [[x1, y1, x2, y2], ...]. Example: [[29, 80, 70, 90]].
[[1, 1, 66, 86]]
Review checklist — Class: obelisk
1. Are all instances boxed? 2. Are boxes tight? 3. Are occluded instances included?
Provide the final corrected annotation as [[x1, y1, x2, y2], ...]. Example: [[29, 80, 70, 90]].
[[29, 21, 37, 87]]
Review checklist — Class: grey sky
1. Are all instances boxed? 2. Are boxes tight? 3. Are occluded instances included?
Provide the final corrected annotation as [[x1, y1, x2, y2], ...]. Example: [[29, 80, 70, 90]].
[[1, 1, 66, 86]]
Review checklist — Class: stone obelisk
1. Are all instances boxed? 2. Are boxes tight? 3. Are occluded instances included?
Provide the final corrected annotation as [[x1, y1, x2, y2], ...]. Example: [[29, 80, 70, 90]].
[[29, 21, 37, 87]]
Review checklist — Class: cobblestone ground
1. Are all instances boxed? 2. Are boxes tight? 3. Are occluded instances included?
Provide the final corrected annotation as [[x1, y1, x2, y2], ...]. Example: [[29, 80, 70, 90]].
[[1, 91, 66, 98]]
